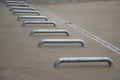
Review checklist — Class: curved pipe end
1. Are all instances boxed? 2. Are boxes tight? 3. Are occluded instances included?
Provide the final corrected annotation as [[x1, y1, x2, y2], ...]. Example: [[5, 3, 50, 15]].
[[37, 12, 40, 15], [53, 23, 56, 27], [17, 17, 20, 21], [65, 31, 70, 36], [12, 12, 16, 15], [22, 21, 27, 27], [38, 41, 44, 47], [54, 58, 62, 68], [106, 57, 114, 67], [29, 31, 35, 36], [80, 41, 86, 47], [9, 8, 12, 11], [45, 18, 48, 21]]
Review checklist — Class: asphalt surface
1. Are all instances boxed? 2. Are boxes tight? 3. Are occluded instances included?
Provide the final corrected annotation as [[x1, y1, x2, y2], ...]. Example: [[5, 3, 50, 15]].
[[0, 1, 120, 80]]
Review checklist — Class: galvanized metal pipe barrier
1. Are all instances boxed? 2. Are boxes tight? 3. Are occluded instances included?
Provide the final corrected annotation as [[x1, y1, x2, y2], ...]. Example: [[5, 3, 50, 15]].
[[17, 16, 48, 21], [5, 1, 26, 4], [9, 7, 35, 11], [54, 57, 114, 68], [12, 10, 40, 15], [38, 39, 85, 47], [29, 29, 70, 36], [22, 21, 56, 27], [7, 3, 29, 7], [6, 2, 26, 6]]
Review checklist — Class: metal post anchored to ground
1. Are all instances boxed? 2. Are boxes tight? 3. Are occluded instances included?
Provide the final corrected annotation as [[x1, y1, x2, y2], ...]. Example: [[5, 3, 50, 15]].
[[54, 57, 114, 68], [9, 7, 35, 11], [22, 21, 56, 27], [38, 39, 85, 47], [29, 29, 70, 36], [12, 10, 40, 15], [17, 16, 48, 21]]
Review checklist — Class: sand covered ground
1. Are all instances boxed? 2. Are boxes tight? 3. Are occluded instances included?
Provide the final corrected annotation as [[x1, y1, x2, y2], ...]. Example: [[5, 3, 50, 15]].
[[0, 1, 120, 80]]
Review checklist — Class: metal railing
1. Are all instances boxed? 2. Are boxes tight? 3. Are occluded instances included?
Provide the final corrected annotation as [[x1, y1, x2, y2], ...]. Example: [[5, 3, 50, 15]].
[[12, 10, 40, 15], [22, 21, 56, 27], [7, 3, 29, 7], [54, 57, 114, 68], [29, 29, 70, 36], [17, 16, 48, 21], [9, 7, 35, 11], [38, 39, 85, 47], [5, 1, 26, 4]]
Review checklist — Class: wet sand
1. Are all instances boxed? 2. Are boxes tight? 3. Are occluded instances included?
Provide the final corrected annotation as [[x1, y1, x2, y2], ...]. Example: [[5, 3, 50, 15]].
[[0, 1, 120, 80]]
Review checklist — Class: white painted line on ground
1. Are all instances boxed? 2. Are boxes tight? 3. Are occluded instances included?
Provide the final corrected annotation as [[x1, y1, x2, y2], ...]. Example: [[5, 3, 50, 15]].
[[68, 24, 120, 54], [43, 9, 120, 54]]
